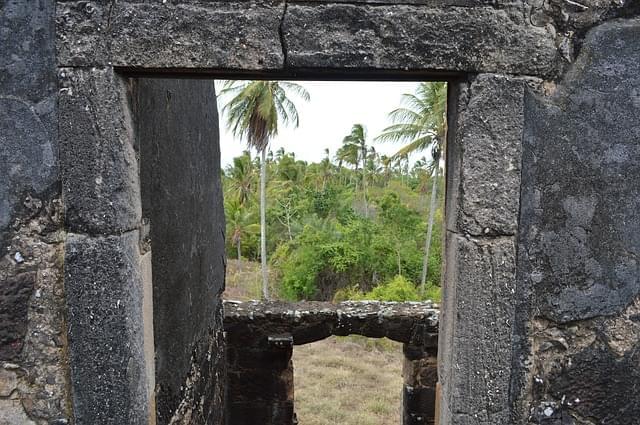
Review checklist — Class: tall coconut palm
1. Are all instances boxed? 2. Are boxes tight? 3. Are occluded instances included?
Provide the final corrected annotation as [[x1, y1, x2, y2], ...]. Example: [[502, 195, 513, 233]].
[[342, 124, 369, 217], [220, 80, 310, 299], [375, 82, 447, 295]]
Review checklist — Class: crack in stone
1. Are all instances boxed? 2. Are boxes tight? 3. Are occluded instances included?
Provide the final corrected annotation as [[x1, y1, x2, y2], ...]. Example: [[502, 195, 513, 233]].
[[279, 0, 289, 68], [106, 0, 116, 32]]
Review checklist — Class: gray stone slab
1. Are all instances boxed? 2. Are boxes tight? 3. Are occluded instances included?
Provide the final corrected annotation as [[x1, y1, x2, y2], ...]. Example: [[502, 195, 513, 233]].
[[56, 1, 284, 70], [58, 67, 141, 235], [65, 231, 149, 425], [520, 17, 640, 324], [438, 235, 517, 424], [454, 74, 525, 236], [290, 0, 519, 6], [283, 4, 558, 76]]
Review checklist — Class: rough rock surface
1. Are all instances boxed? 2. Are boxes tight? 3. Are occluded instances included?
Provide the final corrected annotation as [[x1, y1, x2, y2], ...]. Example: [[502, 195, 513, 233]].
[[56, 1, 284, 70], [65, 231, 149, 425], [1, 0, 71, 423], [283, 4, 557, 76], [514, 17, 640, 424], [58, 67, 141, 235], [224, 300, 439, 344], [0, 196, 70, 423], [438, 74, 526, 425]]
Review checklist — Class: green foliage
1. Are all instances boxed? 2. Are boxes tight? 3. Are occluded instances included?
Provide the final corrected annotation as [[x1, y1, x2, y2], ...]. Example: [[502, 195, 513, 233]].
[[221, 81, 447, 302], [365, 275, 420, 302], [334, 275, 441, 303]]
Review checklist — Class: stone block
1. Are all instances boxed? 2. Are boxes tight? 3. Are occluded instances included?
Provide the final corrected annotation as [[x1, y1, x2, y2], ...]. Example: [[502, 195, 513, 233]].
[[283, 4, 557, 76], [58, 67, 141, 235], [438, 235, 516, 424], [56, 1, 284, 69], [403, 386, 436, 424], [64, 231, 148, 425], [453, 74, 526, 236]]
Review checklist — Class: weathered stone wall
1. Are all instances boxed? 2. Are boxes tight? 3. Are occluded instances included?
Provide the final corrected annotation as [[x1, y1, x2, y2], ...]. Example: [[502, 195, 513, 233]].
[[514, 18, 640, 424], [224, 301, 439, 425], [136, 78, 226, 424], [1, 0, 638, 423], [0, 0, 71, 423]]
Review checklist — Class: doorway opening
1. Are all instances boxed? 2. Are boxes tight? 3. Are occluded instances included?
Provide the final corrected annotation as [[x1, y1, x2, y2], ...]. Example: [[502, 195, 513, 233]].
[[135, 77, 448, 424], [218, 80, 447, 306]]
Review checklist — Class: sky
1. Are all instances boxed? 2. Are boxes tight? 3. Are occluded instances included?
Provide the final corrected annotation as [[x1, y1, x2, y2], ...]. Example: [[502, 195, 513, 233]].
[[216, 81, 423, 168]]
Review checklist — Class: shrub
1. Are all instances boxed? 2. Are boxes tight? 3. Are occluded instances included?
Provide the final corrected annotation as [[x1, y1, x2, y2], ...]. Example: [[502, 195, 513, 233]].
[[363, 275, 420, 302]]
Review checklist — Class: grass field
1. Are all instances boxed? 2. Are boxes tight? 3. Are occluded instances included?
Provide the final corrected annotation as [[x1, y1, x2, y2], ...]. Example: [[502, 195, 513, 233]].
[[224, 260, 404, 424], [293, 337, 403, 425]]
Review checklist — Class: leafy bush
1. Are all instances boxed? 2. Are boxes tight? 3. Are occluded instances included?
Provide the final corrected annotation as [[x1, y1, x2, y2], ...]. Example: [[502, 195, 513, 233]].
[[363, 275, 420, 302]]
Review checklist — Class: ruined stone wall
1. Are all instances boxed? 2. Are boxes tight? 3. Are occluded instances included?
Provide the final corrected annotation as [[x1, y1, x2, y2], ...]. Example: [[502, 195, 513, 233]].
[[224, 301, 439, 425], [0, 1, 72, 423], [1, 0, 638, 424], [514, 18, 640, 424], [136, 78, 226, 424]]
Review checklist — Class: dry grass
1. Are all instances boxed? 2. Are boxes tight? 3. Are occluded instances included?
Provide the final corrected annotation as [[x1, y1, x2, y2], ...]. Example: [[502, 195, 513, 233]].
[[293, 336, 403, 425], [223, 259, 279, 301]]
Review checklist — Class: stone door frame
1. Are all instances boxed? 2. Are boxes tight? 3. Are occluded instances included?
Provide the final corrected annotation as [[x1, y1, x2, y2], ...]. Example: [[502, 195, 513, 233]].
[[57, 1, 554, 422]]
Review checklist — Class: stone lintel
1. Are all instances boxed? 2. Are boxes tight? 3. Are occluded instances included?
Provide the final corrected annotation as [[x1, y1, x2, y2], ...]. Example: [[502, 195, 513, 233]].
[[56, 1, 559, 77], [56, 1, 284, 70], [224, 300, 439, 345], [283, 4, 558, 77]]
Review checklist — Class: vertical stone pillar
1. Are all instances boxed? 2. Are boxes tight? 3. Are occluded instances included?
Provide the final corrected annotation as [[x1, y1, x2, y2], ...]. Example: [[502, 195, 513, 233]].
[[59, 67, 151, 425], [226, 333, 295, 425], [403, 344, 438, 425], [438, 75, 526, 424]]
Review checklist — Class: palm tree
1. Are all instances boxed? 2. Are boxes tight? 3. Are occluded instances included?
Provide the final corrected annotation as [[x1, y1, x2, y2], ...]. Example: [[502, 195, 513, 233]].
[[220, 80, 310, 299], [342, 124, 369, 217], [319, 148, 333, 189], [375, 82, 447, 295], [226, 150, 256, 206], [225, 199, 260, 274]]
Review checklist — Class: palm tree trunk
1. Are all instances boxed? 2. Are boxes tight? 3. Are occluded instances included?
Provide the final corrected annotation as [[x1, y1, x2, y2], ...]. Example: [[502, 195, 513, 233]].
[[420, 167, 439, 295], [260, 148, 269, 299], [237, 238, 242, 274], [362, 147, 368, 218], [286, 207, 293, 241]]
